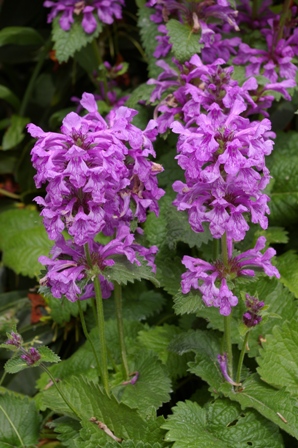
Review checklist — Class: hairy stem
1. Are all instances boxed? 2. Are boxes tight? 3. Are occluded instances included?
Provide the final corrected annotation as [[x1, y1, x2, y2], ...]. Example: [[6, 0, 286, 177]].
[[41, 365, 80, 419], [78, 300, 102, 378], [114, 282, 129, 380], [236, 331, 250, 387], [221, 233, 233, 377]]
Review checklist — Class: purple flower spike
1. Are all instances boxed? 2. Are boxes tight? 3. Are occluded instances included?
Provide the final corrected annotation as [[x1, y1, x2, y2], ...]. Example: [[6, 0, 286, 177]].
[[217, 353, 241, 386], [21, 347, 41, 366], [6, 332, 23, 348], [243, 294, 264, 328]]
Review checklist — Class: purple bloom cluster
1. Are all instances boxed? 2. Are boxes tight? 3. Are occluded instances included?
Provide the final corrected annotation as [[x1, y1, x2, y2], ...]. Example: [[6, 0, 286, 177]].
[[44, 0, 124, 33], [242, 294, 264, 328], [21, 347, 41, 366], [29, 93, 164, 301], [181, 237, 279, 316]]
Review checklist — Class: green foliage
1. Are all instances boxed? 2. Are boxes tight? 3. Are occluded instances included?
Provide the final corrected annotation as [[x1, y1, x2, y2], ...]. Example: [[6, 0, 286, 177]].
[[125, 83, 155, 108], [0, 85, 20, 110], [4, 346, 60, 374], [52, 16, 102, 63], [0, 208, 53, 278], [38, 375, 166, 443], [0, 26, 44, 46], [45, 294, 90, 324], [162, 399, 283, 448], [2, 115, 30, 150], [257, 319, 298, 396], [166, 19, 203, 62], [105, 255, 160, 287], [0, 391, 41, 447], [276, 250, 298, 298], [267, 131, 298, 225]]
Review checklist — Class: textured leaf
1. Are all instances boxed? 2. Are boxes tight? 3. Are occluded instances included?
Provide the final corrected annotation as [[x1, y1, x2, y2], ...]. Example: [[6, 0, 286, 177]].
[[166, 19, 203, 62], [38, 376, 165, 443], [162, 399, 283, 448], [0, 208, 53, 278], [50, 416, 81, 447], [219, 374, 298, 439], [5, 357, 31, 374], [0, 26, 44, 46], [2, 115, 29, 150], [105, 255, 159, 287], [0, 391, 40, 447], [276, 250, 298, 298], [52, 16, 102, 63], [137, 4, 162, 78], [113, 351, 172, 416], [125, 83, 154, 108], [0, 85, 20, 110], [257, 319, 298, 396], [138, 324, 191, 378], [266, 131, 298, 225], [45, 294, 90, 324], [38, 346, 61, 364], [155, 246, 183, 295], [105, 442, 163, 448]]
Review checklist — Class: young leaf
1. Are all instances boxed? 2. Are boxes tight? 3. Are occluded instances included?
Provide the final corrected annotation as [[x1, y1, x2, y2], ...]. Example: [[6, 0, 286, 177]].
[[38, 346, 61, 364], [52, 16, 102, 63], [0, 392, 41, 447], [257, 319, 298, 396], [162, 399, 283, 448], [166, 19, 203, 62], [2, 115, 29, 150]]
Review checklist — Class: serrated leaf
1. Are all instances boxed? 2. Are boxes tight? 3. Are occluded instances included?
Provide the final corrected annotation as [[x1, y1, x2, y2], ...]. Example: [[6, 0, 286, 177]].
[[105, 255, 159, 287], [0, 26, 44, 46], [166, 19, 203, 62], [38, 346, 61, 364], [255, 226, 288, 245], [266, 131, 298, 225], [138, 324, 191, 378], [51, 416, 81, 447], [173, 290, 203, 316], [105, 442, 163, 448], [125, 83, 154, 108], [5, 357, 30, 374], [257, 319, 298, 396], [52, 16, 102, 63], [0, 85, 20, 110], [0, 392, 40, 447], [38, 376, 165, 443], [162, 399, 283, 448], [219, 374, 298, 439], [155, 246, 183, 296], [113, 351, 171, 417], [45, 294, 90, 324], [2, 115, 30, 150], [0, 208, 53, 278], [137, 5, 162, 78], [276, 250, 298, 298]]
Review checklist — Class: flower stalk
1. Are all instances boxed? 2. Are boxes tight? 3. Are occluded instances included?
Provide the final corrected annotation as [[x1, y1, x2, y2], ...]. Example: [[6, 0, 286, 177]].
[[114, 282, 130, 380], [236, 331, 250, 387]]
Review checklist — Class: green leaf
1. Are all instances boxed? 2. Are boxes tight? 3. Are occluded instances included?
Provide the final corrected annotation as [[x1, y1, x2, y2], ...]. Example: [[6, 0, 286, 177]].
[[255, 226, 288, 245], [266, 131, 298, 225], [166, 19, 203, 62], [0, 208, 53, 278], [257, 319, 298, 396], [2, 115, 30, 150], [45, 295, 90, 325], [52, 15, 102, 63], [125, 83, 154, 108], [113, 351, 172, 417], [0, 391, 40, 447], [276, 250, 298, 298], [162, 399, 283, 448], [105, 442, 163, 448], [5, 357, 30, 374], [105, 255, 159, 287], [138, 324, 191, 378], [38, 376, 165, 443], [50, 416, 81, 447], [38, 346, 61, 364], [0, 26, 44, 46], [137, 4, 168, 78], [155, 246, 183, 295], [0, 85, 20, 110], [219, 374, 298, 439]]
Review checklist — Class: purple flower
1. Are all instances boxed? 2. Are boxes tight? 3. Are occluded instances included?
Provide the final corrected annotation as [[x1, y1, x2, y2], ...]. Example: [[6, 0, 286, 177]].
[[181, 236, 279, 316], [21, 347, 41, 366], [28, 93, 164, 245], [242, 294, 264, 328], [6, 332, 23, 348], [217, 353, 241, 385], [44, 0, 124, 33]]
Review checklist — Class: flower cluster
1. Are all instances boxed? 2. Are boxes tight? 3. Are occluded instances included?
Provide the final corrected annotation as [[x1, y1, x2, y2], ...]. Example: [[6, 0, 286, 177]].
[[29, 93, 164, 301], [181, 237, 279, 316], [44, 0, 124, 34], [242, 294, 264, 328]]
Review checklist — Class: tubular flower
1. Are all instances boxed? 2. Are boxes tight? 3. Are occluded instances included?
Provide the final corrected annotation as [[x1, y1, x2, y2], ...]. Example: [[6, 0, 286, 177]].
[[181, 236, 280, 316], [28, 93, 164, 245], [44, 0, 124, 33]]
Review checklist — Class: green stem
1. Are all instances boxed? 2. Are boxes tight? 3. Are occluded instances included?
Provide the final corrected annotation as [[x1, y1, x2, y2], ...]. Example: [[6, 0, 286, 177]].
[[94, 274, 110, 396], [278, 0, 292, 41], [0, 404, 25, 447], [236, 331, 250, 386], [78, 300, 102, 378], [114, 282, 129, 380], [19, 38, 52, 117], [41, 365, 80, 419], [0, 188, 20, 200], [0, 370, 7, 387], [221, 233, 233, 377]]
